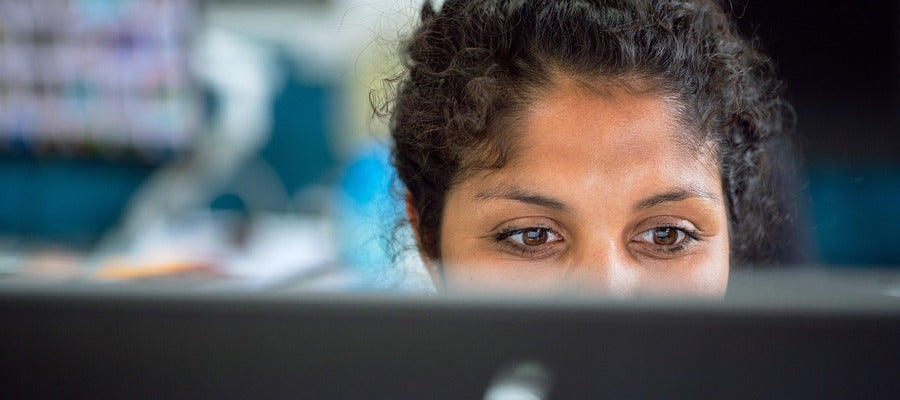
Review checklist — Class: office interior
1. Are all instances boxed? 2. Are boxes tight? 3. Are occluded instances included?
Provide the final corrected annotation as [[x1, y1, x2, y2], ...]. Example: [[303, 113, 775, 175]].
[[0, 0, 898, 292]]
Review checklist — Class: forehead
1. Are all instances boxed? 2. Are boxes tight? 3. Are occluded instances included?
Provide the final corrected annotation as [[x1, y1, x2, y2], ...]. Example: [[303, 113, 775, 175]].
[[521, 82, 689, 161], [458, 84, 720, 204]]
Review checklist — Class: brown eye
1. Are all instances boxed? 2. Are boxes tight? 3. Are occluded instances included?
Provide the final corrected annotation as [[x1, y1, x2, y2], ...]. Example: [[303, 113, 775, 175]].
[[522, 228, 549, 246], [633, 225, 699, 255], [653, 228, 679, 246], [653, 227, 679, 246], [495, 226, 564, 256]]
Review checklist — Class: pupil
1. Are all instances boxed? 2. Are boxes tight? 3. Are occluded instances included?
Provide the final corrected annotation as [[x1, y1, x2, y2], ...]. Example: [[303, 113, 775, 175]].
[[654, 228, 677, 246], [522, 228, 548, 246]]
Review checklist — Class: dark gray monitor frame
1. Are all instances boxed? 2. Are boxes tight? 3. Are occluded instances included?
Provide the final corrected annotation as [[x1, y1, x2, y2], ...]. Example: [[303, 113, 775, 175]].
[[1, 281, 899, 399]]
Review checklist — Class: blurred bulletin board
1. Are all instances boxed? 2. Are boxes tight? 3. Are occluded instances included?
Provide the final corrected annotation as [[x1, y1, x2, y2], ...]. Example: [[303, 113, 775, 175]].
[[0, 0, 200, 246]]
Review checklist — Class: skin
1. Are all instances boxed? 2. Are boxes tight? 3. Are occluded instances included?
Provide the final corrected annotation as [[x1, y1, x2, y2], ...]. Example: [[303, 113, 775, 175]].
[[411, 81, 730, 297]]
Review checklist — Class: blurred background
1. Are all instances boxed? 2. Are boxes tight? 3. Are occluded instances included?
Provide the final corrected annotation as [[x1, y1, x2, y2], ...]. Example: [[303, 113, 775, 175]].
[[0, 0, 897, 291], [0, 0, 427, 291], [734, 0, 900, 266]]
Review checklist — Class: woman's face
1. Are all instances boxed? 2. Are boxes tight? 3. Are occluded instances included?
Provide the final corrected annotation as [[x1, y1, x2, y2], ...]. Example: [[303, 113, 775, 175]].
[[427, 83, 730, 296]]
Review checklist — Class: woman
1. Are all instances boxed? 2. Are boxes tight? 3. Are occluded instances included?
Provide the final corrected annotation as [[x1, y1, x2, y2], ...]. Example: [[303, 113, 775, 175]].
[[380, 0, 792, 295]]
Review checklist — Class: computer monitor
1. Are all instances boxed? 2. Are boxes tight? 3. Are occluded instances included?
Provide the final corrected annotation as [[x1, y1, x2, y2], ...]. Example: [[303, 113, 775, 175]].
[[1, 270, 899, 399]]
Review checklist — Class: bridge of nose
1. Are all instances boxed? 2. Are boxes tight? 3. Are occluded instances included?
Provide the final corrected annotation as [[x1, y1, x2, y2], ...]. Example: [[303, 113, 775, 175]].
[[564, 235, 640, 295]]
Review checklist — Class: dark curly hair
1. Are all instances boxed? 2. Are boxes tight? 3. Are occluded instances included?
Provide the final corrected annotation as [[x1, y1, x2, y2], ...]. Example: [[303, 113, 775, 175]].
[[378, 0, 792, 265]]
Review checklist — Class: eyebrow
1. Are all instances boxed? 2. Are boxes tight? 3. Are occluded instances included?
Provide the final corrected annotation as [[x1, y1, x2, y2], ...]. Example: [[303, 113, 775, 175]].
[[633, 187, 720, 212], [475, 186, 571, 213], [475, 185, 718, 214]]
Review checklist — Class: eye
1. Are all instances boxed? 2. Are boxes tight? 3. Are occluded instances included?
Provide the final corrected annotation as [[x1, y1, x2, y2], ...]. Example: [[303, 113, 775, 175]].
[[633, 226, 699, 251], [494, 227, 564, 257], [649, 227, 683, 246], [507, 227, 558, 246]]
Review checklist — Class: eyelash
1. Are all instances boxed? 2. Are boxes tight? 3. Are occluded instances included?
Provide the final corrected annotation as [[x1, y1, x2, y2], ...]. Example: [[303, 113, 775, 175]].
[[635, 226, 702, 254], [492, 225, 702, 258], [493, 227, 561, 257]]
